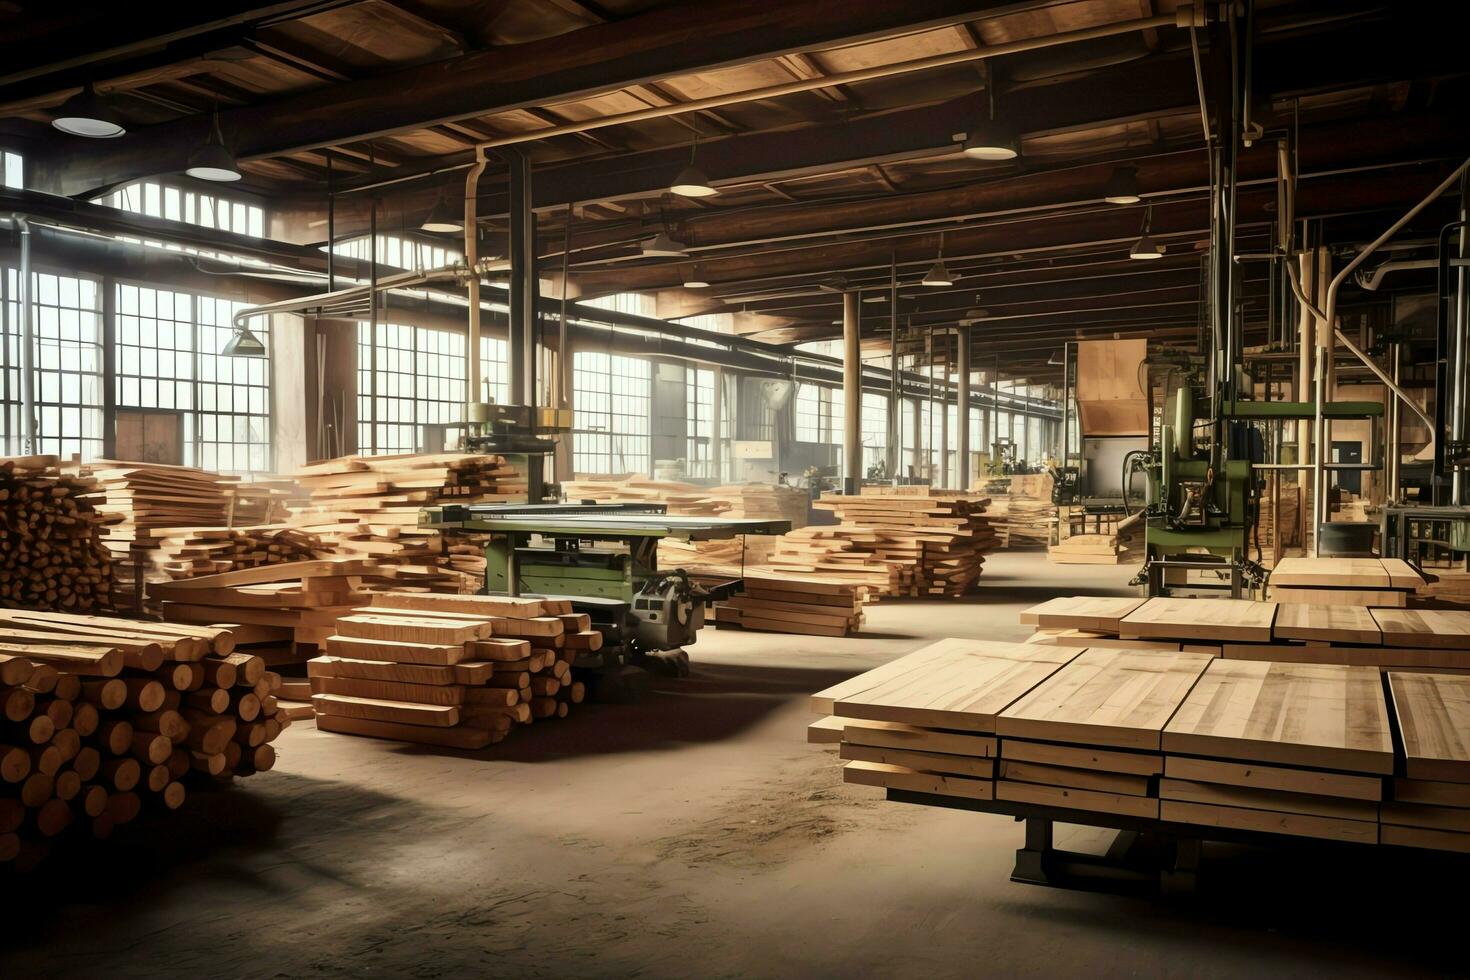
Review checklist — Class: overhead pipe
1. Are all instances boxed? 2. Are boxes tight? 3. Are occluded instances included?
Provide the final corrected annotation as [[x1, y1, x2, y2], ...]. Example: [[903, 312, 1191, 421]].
[[464, 147, 489, 415]]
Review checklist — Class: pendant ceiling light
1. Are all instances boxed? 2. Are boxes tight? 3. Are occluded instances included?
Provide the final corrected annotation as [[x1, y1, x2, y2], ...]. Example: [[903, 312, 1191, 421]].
[[421, 190, 463, 233], [51, 84, 127, 138], [961, 67, 1019, 161], [1103, 166, 1142, 205], [222, 324, 268, 357], [185, 109, 242, 182], [920, 234, 956, 287], [682, 266, 710, 288], [640, 232, 688, 257], [1129, 204, 1165, 260], [670, 124, 718, 197]]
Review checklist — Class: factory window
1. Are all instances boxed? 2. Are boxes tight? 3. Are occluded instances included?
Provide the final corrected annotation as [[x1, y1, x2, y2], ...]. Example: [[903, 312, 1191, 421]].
[[583, 292, 656, 318], [794, 382, 843, 472], [0, 270, 105, 459], [862, 392, 888, 476], [686, 366, 715, 478], [331, 235, 460, 273], [478, 336, 510, 406], [98, 181, 265, 238], [356, 322, 466, 455], [2, 150, 22, 189], [113, 284, 272, 473], [572, 351, 650, 475]]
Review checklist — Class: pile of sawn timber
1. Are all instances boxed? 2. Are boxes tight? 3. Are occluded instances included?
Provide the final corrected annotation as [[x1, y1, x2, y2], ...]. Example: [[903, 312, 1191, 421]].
[[0, 610, 285, 866], [814, 490, 996, 596], [811, 634, 1470, 852], [713, 574, 865, 637], [0, 455, 114, 613], [308, 592, 601, 749]]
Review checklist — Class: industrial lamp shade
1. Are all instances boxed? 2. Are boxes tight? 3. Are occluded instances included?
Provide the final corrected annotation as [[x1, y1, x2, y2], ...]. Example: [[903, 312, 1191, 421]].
[[222, 325, 267, 357], [961, 120, 1019, 161], [682, 268, 710, 288], [920, 260, 955, 287], [52, 85, 126, 139], [186, 141, 242, 182], [640, 232, 689, 257], [1103, 166, 1142, 205], [1129, 233, 1165, 260], [670, 164, 718, 198], [421, 195, 463, 233]]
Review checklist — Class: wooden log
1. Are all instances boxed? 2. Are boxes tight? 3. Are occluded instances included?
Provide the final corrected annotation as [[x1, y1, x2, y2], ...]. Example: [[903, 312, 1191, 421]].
[[190, 751, 226, 776], [20, 771, 53, 807], [81, 784, 108, 818], [234, 692, 261, 722], [9, 714, 54, 745], [106, 791, 141, 824], [222, 652, 265, 685], [54, 769, 82, 801], [186, 688, 230, 714], [461, 687, 518, 707], [121, 678, 165, 713], [36, 798, 72, 837], [0, 744, 30, 783], [72, 746, 100, 781], [130, 732, 172, 765], [27, 743, 61, 777], [167, 749, 190, 781], [101, 757, 140, 791], [129, 709, 187, 740], [184, 715, 236, 754], [1, 687, 35, 723], [72, 702, 98, 737], [51, 728, 80, 763], [200, 658, 239, 689], [145, 764, 170, 793], [80, 678, 127, 709], [53, 674, 81, 701], [97, 719, 133, 755], [162, 781, 186, 809], [0, 655, 37, 686], [44, 699, 74, 729]]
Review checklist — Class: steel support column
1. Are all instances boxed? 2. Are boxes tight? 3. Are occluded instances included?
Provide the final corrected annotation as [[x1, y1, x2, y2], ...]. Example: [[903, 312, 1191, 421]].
[[506, 147, 536, 408], [957, 326, 972, 490], [843, 291, 862, 493]]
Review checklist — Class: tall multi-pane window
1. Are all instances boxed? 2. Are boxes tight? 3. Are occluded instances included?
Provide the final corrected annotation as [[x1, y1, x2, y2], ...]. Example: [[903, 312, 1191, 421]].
[[113, 284, 272, 473], [583, 292, 656, 318], [861, 392, 888, 476], [2, 150, 22, 189], [572, 351, 650, 475], [686, 367, 715, 478], [332, 235, 460, 272], [478, 336, 510, 405], [13, 271, 105, 460], [356, 322, 466, 455], [794, 382, 843, 472], [98, 180, 265, 238]]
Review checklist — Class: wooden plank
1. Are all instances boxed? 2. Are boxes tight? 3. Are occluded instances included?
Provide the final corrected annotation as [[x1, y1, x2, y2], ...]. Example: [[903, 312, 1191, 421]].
[[308, 656, 458, 686], [1120, 597, 1277, 643], [830, 639, 1077, 733], [842, 760, 994, 800], [841, 743, 996, 778], [1272, 603, 1381, 645], [1372, 609, 1470, 650], [841, 719, 997, 758], [1164, 756, 1383, 801], [998, 759, 1149, 796], [1163, 660, 1394, 774], [322, 635, 466, 666], [1381, 801, 1470, 833], [314, 713, 493, 749], [1220, 644, 1470, 670], [1160, 778, 1379, 821], [999, 738, 1162, 776], [1270, 556, 1392, 589], [807, 715, 846, 744], [996, 648, 1214, 750], [1388, 671, 1470, 783], [1380, 558, 1427, 590], [308, 676, 465, 706], [1379, 824, 1470, 853], [1393, 777, 1470, 808], [1160, 799, 1377, 844], [1268, 586, 1407, 608], [335, 615, 487, 645], [311, 693, 460, 727], [1017, 596, 1146, 632], [369, 591, 544, 618], [996, 779, 1158, 819]]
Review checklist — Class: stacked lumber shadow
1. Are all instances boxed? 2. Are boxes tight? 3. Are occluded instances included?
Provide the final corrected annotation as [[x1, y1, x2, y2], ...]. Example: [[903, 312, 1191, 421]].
[[0, 455, 114, 613], [0, 611, 285, 867], [309, 592, 598, 749]]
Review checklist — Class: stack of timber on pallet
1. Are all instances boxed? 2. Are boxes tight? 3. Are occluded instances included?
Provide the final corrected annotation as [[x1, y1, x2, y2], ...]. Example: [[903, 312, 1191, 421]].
[[291, 453, 526, 590], [562, 476, 726, 516], [1383, 671, 1470, 852], [0, 456, 115, 614], [150, 558, 382, 652], [763, 525, 905, 595], [0, 611, 286, 866], [705, 483, 808, 528], [1048, 510, 1143, 565], [309, 591, 597, 749], [89, 461, 231, 558], [1158, 659, 1391, 843], [814, 491, 996, 596], [979, 472, 1054, 550], [1267, 556, 1426, 607], [713, 574, 866, 637], [142, 525, 323, 580]]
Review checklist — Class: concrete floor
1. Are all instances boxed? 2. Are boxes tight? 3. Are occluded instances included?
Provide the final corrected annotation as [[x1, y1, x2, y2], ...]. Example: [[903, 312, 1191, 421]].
[[2, 551, 1463, 978]]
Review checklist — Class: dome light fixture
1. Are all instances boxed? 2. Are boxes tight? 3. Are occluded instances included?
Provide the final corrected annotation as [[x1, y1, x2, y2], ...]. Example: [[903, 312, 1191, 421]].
[[961, 68, 1019, 162], [1129, 204, 1165, 260], [52, 84, 127, 139], [640, 232, 688, 257], [670, 124, 719, 198], [682, 266, 710, 288], [420, 191, 463, 233], [185, 110, 242, 182], [1103, 166, 1142, 205]]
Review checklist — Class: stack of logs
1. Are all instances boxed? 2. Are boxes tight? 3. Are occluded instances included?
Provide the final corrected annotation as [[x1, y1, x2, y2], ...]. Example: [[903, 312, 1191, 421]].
[[0, 611, 286, 866], [310, 592, 600, 749], [0, 455, 114, 613]]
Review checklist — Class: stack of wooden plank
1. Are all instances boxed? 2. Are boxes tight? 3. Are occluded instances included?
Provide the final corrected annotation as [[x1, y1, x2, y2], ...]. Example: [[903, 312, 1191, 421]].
[[308, 591, 599, 749], [290, 453, 526, 590], [141, 525, 323, 579], [814, 491, 997, 596], [713, 574, 866, 637], [0, 455, 115, 613], [0, 610, 286, 866], [1383, 671, 1470, 852], [562, 476, 727, 516], [1048, 510, 1143, 565], [88, 460, 232, 558], [1267, 556, 1426, 607], [1158, 659, 1391, 843], [150, 558, 383, 651], [705, 483, 808, 528], [985, 472, 1054, 549], [763, 526, 906, 595]]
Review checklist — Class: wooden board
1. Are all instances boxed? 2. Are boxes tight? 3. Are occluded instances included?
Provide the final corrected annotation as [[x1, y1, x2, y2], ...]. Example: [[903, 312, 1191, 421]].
[[1220, 644, 1470, 671], [1380, 801, 1470, 833], [1393, 778, 1470, 808], [1017, 596, 1147, 633], [1164, 756, 1382, 801], [309, 676, 465, 706], [1372, 609, 1470, 651], [829, 639, 1077, 733], [1268, 586, 1407, 608], [323, 635, 466, 666], [807, 716, 846, 744], [1380, 558, 1428, 590], [1388, 672, 1470, 783], [1159, 778, 1379, 821], [996, 648, 1214, 750], [841, 719, 997, 758], [1160, 799, 1377, 844], [1120, 597, 1277, 643], [996, 779, 1158, 819], [1379, 824, 1470, 853], [311, 693, 460, 727], [1162, 660, 1393, 774], [1272, 603, 1381, 645], [308, 655, 458, 686], [842, 761, 994, 801], [998, 759, 1149, 796], [840, 743, 996, 779], [1270, 557, 1393, 589], [999, 738, 1162, 776]]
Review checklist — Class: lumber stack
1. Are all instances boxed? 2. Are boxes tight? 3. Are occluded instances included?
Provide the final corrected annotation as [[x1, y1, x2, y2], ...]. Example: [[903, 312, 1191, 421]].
[[1383, 671, 1470, 852], [814, 491, 997, 596], [713, 574, 867, 637], [150, 558, 383, 651], [1266, 556, 1426, 607], [309, 591, 599, 749], [562, 475, 728, 517], [88, 460, 232, 558], [705, 483, 808, 528], [0, 455, 114, 613], [142, 525, 323, 580], [1048, 509, 1143, 565], [290, 453, 526, 590], [0, 610, 286, 866]]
